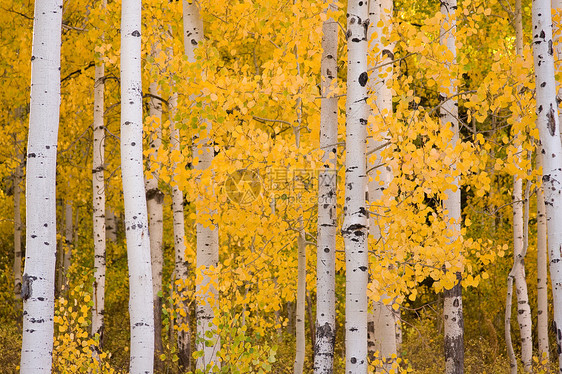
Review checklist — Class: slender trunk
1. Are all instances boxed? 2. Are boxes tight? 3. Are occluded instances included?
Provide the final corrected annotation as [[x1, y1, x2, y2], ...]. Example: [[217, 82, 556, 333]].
[[146, 61, 165, 370], [62, 201, 72, 289], [293, 42, 306, 374], [19, 0, 63, 371], [367, 0, 397, 370], [440, 1, 464, 373], [508, 2, 534, 370], [506, 179, 532, 373], [343, 1, 370, 372], [183, 2, 220, 370], [536, 144, 549, 362], [13, 133, 23, 298], [170, 87, 191, 370], [121, 0, 155, 370], [92, 31, 106, 346], [314, 1, 338, 372], [294, 214, 306, 374], [532, 0, 562, 370]]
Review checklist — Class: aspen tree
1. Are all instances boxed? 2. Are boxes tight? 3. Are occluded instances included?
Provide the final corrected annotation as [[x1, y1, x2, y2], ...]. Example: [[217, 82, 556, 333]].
[[62, 201, 72, 288], [13, 132, 23, 298], [92, 0, 107, 342], [344, 0, 370, 372], [532, 0, 562, 370], [293, 24, 306, 374], [121, 0, 155, 370], [439, 0, 464, 372], [505, 1, 533, 370], [183, 1, 220, 370], [166, 20, 191, 367], [19, 0, 63, 371], [146, 53, 165, 368], [366, 0, 397, 370], [169, 88, 191, 369], [546, 0, 562, 362], [536, 144, 549, 362], [314, 1, 338, 372]]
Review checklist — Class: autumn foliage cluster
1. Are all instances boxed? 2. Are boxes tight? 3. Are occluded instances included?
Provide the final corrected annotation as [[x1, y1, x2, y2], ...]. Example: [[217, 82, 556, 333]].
[[0, 0, 560, 372]]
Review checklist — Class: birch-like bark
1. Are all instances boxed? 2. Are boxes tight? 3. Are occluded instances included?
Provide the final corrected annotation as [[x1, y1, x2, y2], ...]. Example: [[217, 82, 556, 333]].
[[294, 213, 306, 374], [13, 133, 23, 298], [121, 0, 155, 370], [293, 39, 306, 374], [62, 201, 72, 288], [553, 0, 562, 127], [106, 209, 117, 242], [506, 2, 533, 370], [506, 180, 532, 374], [146, 58, 165, 368], [343, 1, 370, 372], [536, 145, 549, 362], [183, 2, 220, 370], [367, 0, 397, 370], [313, 1, 338, 372], [92, 26, 106, 344], [170, 89, 191, 369], [440, 1, 464, 373], [19, 0, 62, 371], [532, 0, 562, 370]]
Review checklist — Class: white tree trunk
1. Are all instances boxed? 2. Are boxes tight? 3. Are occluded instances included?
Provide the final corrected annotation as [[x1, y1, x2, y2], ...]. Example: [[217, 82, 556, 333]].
[[146, 63, 164, 367], [506, 180, 532, 374], [439, 1, 464, 373], [536, 145, 549, 362], [294, 214, 306, 374], [183, 1, 221, 370], [509, 2, 534, 370], [13, 133, 23, 298], [367, 0, 397, 370], [19, 0, 63, 371], [532, 0, 562, 370], [92, 41, 106, 344], [314, 2, 338, 372], [293, 39, 306, 374], [344, 1, 370, 372], [62, 201, 73, 288], [121, 0, 155, 370], [170, 89, 191, 369]]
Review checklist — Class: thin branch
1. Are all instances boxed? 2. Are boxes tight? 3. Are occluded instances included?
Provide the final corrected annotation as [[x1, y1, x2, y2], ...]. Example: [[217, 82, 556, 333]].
[[61, 61, 95, 83]]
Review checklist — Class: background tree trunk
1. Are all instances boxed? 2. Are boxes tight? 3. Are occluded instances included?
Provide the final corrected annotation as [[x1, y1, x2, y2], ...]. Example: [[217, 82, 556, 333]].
[[439, 1, 464, 373], [183, 1, 221, 370], [536, 144, 549, 363], [92, 19, 106, 346], [146, 60, 164, 371], [367, 0, 398, 370], [13, 132, 23, 299]]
